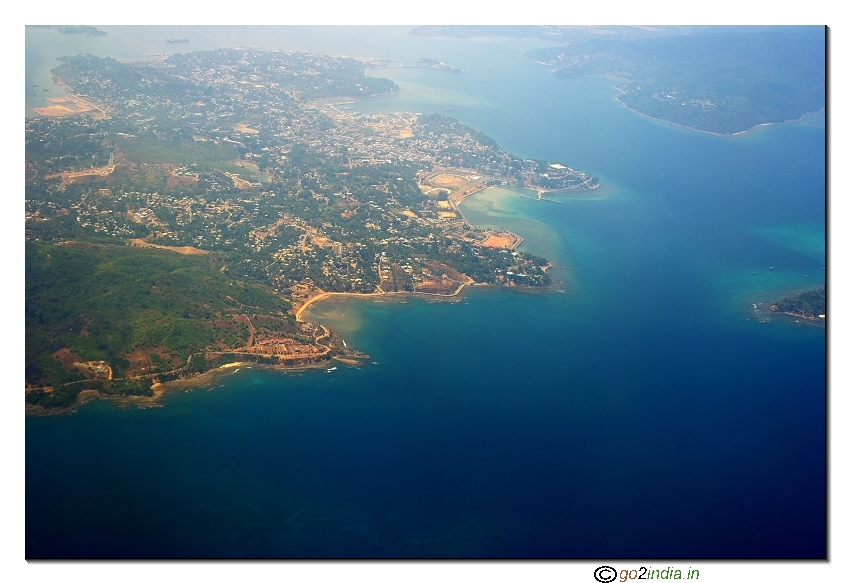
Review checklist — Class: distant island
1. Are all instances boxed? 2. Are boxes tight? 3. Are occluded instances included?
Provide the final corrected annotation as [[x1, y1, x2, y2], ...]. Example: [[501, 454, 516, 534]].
[[25, 47, 597, 412], [410, 25, 578, 40], [55, 25, 107, 37], [411, 26, 825, 135]]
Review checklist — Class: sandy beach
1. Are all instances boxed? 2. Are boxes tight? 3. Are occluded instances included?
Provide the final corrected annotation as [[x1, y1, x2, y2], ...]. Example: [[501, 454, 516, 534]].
[[295, 283, 473, 322]]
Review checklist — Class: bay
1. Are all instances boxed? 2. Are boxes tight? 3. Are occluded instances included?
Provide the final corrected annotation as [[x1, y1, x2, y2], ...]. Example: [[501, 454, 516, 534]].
[[25, 26, 825, 558]]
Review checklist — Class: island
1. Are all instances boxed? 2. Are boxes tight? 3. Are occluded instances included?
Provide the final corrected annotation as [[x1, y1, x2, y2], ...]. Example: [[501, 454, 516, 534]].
[[32, 25, 108, 37], [25, 47, 598, 412], [769, 287, 826, 321]]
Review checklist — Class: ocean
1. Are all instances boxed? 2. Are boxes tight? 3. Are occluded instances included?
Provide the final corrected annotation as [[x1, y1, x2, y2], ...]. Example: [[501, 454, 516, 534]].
[[25, 26, 825, 558]]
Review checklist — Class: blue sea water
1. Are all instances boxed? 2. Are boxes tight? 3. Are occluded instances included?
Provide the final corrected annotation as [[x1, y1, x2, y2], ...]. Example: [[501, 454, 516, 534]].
[[25, 26, 825, 558]]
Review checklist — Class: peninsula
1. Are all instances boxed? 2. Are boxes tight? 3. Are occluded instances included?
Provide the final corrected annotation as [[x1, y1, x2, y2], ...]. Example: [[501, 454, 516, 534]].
[[25, 48, 597, 411]]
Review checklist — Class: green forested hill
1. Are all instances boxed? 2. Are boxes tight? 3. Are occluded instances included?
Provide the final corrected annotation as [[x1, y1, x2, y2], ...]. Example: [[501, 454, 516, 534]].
[[26, 241, 293, 404]]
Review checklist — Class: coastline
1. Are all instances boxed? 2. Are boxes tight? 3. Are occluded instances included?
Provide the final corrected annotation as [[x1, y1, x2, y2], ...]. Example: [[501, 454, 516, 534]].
[[521, 65, 742, 137], [25, 30, 827, 562], [292, 182, 574, 329], [26, 284, 479, 416], [524, 67, 824, 138], [295, 281, 474, 323], [749, 308, 826, 328], [294, 181, 532, 324], [27, 106, 572, 416], [25, 165, 564, 417], [612, 86, 823, 137], [25, 355, 352, 417]]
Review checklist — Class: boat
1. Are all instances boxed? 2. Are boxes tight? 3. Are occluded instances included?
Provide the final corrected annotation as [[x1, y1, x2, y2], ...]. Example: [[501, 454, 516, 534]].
[[769, 266, 774, 270], [166, 38, 190, 43], [326, 366, 337, 372]]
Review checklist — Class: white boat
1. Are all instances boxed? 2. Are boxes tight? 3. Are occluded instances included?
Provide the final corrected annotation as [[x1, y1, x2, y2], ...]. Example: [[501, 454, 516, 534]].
[[326, 367, 337, 372]]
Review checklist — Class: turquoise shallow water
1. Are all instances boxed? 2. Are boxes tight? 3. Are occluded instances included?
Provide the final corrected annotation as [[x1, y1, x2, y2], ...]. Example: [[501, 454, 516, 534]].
[[25, 26, 825, 558]]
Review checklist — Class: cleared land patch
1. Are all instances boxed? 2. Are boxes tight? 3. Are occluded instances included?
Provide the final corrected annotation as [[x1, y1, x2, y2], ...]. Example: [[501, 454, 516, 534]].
[[429, 174, 468, 190], [224, 172, 254, 189], [45, 163, 116, 182], [130, 239, 210, 255], [234, 123, 259, 134], [33, 94, 104, 118], [479, 232, 521, 249]]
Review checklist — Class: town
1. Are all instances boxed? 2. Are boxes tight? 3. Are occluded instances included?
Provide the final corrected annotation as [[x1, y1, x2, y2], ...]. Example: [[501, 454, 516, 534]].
[[27, 48, 598, 296], [25, 48, 598, 406]]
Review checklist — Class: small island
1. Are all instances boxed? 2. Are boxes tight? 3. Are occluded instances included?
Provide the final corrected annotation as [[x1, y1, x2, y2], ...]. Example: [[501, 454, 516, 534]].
[[769, 287, 825, 320]]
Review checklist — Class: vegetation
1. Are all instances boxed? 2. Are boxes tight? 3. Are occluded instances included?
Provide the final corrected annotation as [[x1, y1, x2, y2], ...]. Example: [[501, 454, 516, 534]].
[[111, 378, 155, 396], [55, 25, 107, 37], [26, 240, 294, 399], [524, 27, 825, 134], [25, 47, 576, 410], [771, 287, 825, 319], [410, 25, 827, 135], [26, 386, 86, 409]]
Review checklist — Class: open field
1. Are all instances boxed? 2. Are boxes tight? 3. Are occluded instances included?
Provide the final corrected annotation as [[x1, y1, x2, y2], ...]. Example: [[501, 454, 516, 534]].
[[45, 164, 116, 182], [414, 280, 465, 294], [429, 174, 468, 190], [166, 173, 200, 190], [129, 239, 210, 255], [234, 123, 259, 134], [479, 232, 522, 249], [231, 159, 260, 171], [33, 94, 105, 118]]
